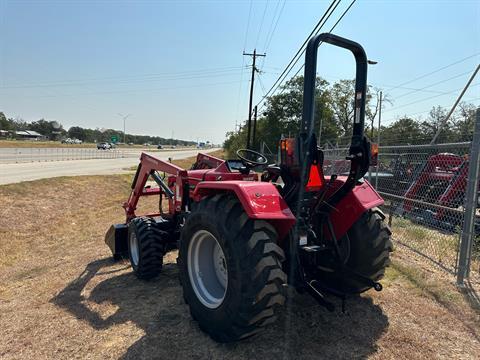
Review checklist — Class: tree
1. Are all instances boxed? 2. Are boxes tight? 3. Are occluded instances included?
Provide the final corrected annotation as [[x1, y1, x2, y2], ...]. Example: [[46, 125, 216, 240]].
[[10, 117, 28, 131], [420, 106, 455, 143], [27, 119, 66, 140], [330, 79, 356, 136], [224, 75, 335, 156], [0, 112, 12, 131], [451, 102, 476, 142], [380, 117, 423, 145], [68, 126, 87, 141], [326, 79, 379, 145]]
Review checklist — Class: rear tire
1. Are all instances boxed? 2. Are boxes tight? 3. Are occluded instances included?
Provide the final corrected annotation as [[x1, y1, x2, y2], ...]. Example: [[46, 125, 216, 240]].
[[319, 207, 393, 294], [178, 194, 287, 342], [128, 217, 164, 280]]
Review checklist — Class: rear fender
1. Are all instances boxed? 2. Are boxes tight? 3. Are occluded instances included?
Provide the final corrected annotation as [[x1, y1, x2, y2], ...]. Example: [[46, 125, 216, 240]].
[[328, 178, 384, 239], [193, 181, 296, 241]]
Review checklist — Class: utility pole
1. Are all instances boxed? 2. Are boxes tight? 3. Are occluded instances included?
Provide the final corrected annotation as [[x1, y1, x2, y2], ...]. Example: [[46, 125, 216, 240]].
[[243, 49, 266, 149], [118, 113, 131, 144], [252, 106, 258, 150]]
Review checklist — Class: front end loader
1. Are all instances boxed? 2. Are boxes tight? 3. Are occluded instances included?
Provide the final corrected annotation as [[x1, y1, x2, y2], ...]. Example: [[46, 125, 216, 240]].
[[105, 33, 393, 342]]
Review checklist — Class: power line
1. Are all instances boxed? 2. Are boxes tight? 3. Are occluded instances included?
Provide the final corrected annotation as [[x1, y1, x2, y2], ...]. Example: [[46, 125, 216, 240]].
[[393, 70, 474, 101], [326, 0, 356, 32], [385, 52, 480, 92], [262, 0, 285, 53], [255, 0, 341, 109], [263, 0, 286, 50], [259, 0, 286, 71], [257, 0, 357, 113], [262, 0, 280, 50], [235, 0, 254, 131], [291, 0, 358, 79], [282, 51, 480, 129], [431, 64, 480, 144], [314, 72, 462, 96], [21, 79, 251, 98], [0, 67, 245, 89], [243, 0, 254, 51], [385, 82, 480, 113], [257, 73, 267, 95], [255, 0, 270, 48], [379, 96, 480, 125], [234, 60, 248, 131]]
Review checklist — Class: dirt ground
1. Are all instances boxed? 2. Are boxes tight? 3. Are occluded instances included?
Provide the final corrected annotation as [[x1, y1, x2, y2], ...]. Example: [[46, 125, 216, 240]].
[[1, 163, 479, 359]]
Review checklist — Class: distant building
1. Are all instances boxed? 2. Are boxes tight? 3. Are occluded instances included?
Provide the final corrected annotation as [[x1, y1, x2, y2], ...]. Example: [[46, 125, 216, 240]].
[[15, 130, 46, 140], [0, 129, 9, 138]]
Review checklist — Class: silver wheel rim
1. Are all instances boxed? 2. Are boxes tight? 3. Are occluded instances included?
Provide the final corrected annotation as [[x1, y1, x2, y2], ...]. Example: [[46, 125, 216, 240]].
[[187, 230, 228, 309], [130, 232, 139, 266]]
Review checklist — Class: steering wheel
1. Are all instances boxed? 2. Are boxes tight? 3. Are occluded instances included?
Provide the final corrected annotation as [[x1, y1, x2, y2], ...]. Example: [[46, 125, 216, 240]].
[[236, 149, 268, 167]]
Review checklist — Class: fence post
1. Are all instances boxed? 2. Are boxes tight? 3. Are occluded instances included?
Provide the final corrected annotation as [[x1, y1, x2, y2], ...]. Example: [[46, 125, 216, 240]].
[[375, 91, 382, 189], [457, 108, 480, 286]]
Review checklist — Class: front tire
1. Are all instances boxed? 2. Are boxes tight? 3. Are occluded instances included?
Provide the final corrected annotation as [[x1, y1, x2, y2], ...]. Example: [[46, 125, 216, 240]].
[[128, 217, 164, 280], [178, 194, 286, 342]]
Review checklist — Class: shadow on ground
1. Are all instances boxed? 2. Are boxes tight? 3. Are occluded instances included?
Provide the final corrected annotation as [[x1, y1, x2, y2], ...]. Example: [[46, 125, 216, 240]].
[[462, 280, 480, 312], [52, 258, 389, 359]]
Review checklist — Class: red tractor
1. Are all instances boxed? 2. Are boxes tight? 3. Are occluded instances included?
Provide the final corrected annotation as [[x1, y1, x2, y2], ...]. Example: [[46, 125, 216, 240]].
[[402, 153, 480, 230], [105, 34, 392, 342]]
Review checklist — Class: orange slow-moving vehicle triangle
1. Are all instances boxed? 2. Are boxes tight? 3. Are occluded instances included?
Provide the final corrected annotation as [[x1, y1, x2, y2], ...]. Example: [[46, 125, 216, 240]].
[[306, 164, 324, 190]]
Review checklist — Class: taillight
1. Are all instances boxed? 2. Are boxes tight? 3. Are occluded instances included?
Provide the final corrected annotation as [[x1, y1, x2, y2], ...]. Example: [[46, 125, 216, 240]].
[[279, 138, 296, 167], [370, 143, 379, 166]]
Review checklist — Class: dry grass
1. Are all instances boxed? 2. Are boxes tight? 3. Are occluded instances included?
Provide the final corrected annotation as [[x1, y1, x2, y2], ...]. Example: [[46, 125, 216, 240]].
[[1, 162, 479, 359], [0, 140, 98, 148]]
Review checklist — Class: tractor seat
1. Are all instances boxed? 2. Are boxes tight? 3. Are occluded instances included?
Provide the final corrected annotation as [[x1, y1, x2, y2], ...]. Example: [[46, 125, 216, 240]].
[[266, 164, 281, 176]]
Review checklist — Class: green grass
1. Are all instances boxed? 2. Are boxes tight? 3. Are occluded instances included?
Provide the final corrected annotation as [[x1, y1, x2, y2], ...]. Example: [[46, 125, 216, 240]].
[[390, 216, 460, 266]]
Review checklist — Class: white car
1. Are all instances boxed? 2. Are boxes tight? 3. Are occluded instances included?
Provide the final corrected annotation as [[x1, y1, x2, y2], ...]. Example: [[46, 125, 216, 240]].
[[97, 142, 111, 150]]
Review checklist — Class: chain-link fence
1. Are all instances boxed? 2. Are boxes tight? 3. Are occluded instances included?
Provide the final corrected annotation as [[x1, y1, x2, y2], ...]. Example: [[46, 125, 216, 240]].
[[323, 142, 477, 274], [259, 110, 480, 284], [0, 147, 125, 164]]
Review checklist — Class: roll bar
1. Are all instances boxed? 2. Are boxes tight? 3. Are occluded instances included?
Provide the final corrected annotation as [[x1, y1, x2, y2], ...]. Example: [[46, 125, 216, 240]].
[[300, 33, 370, 208], [301, 33, 368, 144]]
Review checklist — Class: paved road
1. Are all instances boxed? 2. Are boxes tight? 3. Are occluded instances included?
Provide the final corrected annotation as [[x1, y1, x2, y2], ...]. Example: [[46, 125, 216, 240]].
[[0, 148, 219, 185]]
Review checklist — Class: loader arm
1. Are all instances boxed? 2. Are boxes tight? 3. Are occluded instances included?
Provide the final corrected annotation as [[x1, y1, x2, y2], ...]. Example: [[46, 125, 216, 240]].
[[191, 152, 225, 170], [124, 152, 188, 220]]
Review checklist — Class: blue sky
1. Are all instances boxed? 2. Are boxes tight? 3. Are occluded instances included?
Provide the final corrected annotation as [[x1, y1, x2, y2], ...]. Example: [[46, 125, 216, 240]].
[[0, 0, 479, 144]]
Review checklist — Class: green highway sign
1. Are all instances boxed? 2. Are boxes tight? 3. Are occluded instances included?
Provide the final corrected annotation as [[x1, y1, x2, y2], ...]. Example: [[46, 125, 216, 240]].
[[111, 135, 118, 143]]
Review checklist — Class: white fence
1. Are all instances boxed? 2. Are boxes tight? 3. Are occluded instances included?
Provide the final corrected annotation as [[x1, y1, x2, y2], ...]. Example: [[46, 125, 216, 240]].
[[0, 148, 126, 164]]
